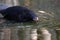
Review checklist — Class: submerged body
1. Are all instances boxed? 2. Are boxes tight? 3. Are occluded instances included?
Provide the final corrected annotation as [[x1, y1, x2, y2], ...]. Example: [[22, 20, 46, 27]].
[[0, 6, 38, 22]]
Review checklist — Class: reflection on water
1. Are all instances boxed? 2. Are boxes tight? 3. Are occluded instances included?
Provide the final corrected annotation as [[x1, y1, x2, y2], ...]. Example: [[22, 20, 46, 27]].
[[0, 18, 40, 28], [0, 12, 57, 40], [0, 15, 55, 29]]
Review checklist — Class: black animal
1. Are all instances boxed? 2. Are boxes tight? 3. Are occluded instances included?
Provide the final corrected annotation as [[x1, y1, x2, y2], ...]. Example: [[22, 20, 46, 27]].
[[0, 6, 38, 22]]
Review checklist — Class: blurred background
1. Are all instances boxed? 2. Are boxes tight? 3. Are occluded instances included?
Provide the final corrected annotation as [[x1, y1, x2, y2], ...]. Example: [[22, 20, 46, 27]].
[[0, 0, 60, 40]]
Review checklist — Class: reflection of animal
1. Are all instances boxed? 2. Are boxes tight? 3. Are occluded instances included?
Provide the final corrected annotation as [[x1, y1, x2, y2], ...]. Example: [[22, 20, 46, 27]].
[[0, 6, 38, 22]]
